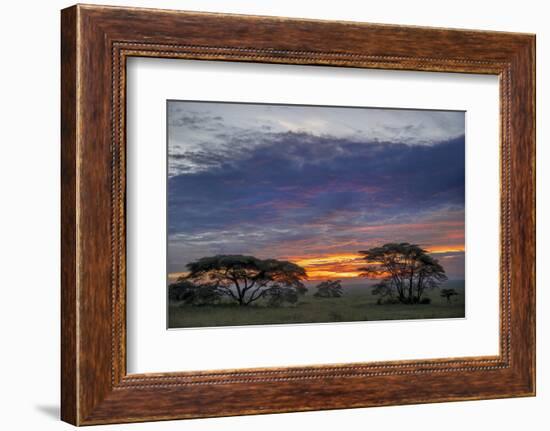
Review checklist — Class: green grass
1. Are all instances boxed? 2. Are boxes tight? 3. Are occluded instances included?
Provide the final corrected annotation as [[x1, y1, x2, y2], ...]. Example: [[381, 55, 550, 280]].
[[168, 280, 465, 329]]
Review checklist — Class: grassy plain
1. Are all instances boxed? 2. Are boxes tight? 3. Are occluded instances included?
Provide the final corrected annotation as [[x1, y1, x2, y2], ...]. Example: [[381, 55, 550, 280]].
[[168, 280, 465, 329]]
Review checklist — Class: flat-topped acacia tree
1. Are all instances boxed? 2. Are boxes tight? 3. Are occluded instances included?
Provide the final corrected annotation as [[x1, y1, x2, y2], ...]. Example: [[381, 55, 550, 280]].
[[181, 255, 308, 306], [359, 243, 447, 304]]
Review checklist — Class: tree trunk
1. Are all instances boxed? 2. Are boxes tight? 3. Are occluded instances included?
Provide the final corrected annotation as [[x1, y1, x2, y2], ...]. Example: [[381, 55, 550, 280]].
[[233, 279, 245, 306], [416, 276, 424, 302]]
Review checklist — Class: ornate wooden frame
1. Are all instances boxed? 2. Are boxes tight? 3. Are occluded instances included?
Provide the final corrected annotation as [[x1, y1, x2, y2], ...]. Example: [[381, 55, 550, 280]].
[[61, 4, 535, 425]]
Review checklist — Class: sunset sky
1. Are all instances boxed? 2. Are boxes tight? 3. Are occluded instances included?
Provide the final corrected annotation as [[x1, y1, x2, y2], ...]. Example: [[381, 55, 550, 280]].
[[167, 101, 465, 281]]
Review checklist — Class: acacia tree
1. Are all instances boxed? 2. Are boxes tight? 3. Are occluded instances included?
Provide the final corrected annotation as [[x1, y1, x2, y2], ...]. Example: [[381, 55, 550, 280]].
[[314, 280, 344, 298], [440, 288, 459, 303], [359, 243, 447, 304], [182, 255, 307, 306]]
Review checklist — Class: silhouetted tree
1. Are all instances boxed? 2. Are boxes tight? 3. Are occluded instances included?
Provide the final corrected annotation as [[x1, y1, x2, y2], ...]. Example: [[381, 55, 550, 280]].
[[314, 280, 344, 298], [183, 255, 307, 306], [440, 288, 459, 303], [359, 243, 447, 304]]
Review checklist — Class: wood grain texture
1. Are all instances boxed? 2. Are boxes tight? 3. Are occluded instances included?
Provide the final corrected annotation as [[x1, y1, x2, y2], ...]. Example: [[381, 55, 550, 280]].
[[60, 4, 536, 425], [60, 6, 78, 425]]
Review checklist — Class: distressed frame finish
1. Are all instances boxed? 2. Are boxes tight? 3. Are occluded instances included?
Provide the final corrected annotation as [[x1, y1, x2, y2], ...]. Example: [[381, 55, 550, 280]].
[[61, 4, 535, 426]]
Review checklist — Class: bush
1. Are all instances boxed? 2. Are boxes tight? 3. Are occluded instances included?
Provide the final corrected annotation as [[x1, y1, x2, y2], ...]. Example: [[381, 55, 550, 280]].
[[265, 286, 300, 307], [375, 297, 401, 305], [375, 296, 431, 305], [168, 280, 222, 306]]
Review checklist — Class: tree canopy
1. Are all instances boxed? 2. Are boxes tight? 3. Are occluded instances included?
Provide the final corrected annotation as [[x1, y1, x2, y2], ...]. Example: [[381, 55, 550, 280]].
[[359, 242, 447, 304], [180, 255, 307, 306]]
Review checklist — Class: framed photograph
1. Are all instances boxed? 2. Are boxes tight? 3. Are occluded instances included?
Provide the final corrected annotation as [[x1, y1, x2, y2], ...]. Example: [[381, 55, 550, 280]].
[[61, 4, 535, 425], [165, 100, 466, 329]]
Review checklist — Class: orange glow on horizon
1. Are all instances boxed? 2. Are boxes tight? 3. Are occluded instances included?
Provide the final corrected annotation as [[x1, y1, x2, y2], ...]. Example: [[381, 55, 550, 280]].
[[288, 253, 365, 280], [426, 245, 465, 254], [289, 246, 464, 280], [168, 246, 464, 283]]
